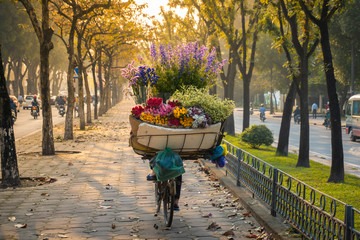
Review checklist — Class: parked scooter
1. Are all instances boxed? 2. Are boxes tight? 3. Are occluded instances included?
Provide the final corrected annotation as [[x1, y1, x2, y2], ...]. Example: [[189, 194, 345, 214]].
[[31, 106, 39, 119], [58, 105, 65, 117]]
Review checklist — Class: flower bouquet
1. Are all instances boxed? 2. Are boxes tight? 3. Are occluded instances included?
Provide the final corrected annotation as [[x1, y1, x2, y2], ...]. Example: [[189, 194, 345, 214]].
[[121, 61, 159, 104], [121, 42, 226, 103], [129, 88, 235, 158]]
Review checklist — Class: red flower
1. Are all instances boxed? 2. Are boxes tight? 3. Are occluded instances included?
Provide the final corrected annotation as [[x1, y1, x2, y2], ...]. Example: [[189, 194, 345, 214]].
[[147, 97, 163, 108], [168, 116, 180, 126], [168, 100, 182, 108], [131, 105, 144, 119]]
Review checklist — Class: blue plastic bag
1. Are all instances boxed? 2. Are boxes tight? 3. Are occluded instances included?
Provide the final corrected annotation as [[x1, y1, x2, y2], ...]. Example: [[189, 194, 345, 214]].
[[153, 148, 185, 181]]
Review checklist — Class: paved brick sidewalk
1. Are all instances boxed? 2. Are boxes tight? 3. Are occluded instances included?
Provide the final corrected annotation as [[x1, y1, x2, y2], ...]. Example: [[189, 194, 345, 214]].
[[0, 100, 272, 240]]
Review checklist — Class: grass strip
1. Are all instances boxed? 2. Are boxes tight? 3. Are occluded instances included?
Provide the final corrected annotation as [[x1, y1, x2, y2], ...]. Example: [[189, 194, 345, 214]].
[[224, 134, 360, 229]]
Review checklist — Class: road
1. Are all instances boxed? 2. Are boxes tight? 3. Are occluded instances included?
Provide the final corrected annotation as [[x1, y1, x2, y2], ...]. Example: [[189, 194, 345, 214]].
[[234, 109, 360, 174], [13, 106, 66, 140]]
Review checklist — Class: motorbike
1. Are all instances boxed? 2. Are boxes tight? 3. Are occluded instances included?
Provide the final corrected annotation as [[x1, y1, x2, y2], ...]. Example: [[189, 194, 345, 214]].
[[294, 114, 300, 124], [31, 106, 39, 119], [260, 112, 266, 122], [323, 112, 331, 129], [11, 109, 17, 123], [58, 105, 65, 117]]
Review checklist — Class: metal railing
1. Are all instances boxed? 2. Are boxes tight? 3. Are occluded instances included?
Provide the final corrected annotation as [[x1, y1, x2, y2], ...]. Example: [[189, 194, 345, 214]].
[[222, 140, 360, 240]]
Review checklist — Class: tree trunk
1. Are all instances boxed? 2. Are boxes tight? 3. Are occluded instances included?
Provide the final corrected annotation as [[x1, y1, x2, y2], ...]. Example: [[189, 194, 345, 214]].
[[105, 58, 112, 112], [98, 50, 105, 116], [39, 22, 55, 155], [223, 81, 235, 135], [27, 59, 39, 94], [19, 63, 27, 97], [270, 68, 274, 114], [243, 76, 250, 131], [92, 63, 98, 120], [319, 21, 344, 182], [276, 80, 296, 156], [77, 39, 85, 130], [297, 60, 310, 167], [83, 70, 91, 123], [0, 46, 21, 187], [221, 54, 236, 136], [64, 24, 76, 140], [112, 78, 118, 106], [13, 58, 21, 97]]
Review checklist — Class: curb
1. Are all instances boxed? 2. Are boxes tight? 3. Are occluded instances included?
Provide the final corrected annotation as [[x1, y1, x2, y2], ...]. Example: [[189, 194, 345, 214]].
[[201, 159, 300, 240]]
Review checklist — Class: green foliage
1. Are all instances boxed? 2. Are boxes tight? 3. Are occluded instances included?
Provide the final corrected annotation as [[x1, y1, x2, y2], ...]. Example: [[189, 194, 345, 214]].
[[240, 124, 274, 148], [171, 86, 235, 123]]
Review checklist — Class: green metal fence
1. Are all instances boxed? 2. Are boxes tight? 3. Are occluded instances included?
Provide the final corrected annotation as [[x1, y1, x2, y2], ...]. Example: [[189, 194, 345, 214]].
[[222, 140, 360, 240]]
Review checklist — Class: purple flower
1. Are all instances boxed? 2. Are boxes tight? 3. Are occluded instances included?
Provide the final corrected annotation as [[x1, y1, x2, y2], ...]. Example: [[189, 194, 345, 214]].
[[150, 43, 157, 61]]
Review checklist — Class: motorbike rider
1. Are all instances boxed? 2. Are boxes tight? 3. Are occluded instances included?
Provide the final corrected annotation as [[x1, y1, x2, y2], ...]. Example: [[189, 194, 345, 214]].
[[323, 106, 331, 127], [10, 97, 17, 117], [293, 105, 300, 122], [32, 95, 40, 113], [57, 96, 66, 109], [260, 104, 266, 120]]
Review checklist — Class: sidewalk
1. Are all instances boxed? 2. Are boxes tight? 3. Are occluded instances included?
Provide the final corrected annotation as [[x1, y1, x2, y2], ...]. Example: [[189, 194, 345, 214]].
[[0, 100, 294, 240]]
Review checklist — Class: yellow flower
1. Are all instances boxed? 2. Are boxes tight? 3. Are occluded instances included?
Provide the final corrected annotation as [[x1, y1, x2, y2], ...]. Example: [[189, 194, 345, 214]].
[[140, 112, 155, 123], [173, 107, 188, 118], [180, 116, 194, 127]]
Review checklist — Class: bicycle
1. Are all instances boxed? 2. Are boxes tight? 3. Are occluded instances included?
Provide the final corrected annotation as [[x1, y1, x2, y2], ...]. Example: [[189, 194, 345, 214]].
[[154, 178, 176, 227], [129, 118, 225, 227]]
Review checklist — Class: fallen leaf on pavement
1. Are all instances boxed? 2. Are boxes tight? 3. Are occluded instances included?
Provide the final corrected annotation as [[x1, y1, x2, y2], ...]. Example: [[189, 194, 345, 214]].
[[202, 213, 212, 218], [243, 212, 251, 217], [111, 224, 116, 229], [58, 234, 68, 238], [245, 234, 258, 238], [228, 213, 237, 217], [14, 224, 27, 228], [207, 222, 221, 230], [68, 162, 73, 166], [223, 230, 235, 236], [8, 217, 16, 222], [41, 193, 49, 196]]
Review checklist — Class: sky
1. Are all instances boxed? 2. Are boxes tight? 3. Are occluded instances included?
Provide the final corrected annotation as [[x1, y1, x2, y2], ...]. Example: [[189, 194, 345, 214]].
[[135, 0, 187, 22]]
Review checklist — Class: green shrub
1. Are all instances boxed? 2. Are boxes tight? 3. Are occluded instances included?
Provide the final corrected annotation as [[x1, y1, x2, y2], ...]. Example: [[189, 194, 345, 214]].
[[240, 124, 274, 148]]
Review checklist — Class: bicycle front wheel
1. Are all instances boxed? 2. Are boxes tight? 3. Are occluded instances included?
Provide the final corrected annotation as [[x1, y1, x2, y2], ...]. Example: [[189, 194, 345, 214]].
[[163, 181, 175, 227]]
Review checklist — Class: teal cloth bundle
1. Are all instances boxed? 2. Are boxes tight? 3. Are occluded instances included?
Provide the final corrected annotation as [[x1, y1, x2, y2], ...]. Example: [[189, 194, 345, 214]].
[[153, 148, 185, 181]]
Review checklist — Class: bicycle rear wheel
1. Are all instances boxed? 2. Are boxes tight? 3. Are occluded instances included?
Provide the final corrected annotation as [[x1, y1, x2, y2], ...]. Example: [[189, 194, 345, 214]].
[[163, 181, 175, 227]]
